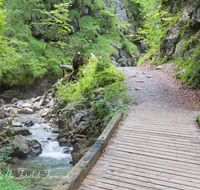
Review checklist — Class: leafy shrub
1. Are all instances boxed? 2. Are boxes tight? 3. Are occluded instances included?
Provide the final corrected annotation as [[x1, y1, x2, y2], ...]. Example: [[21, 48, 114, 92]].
[[58, 57, 125, 102], [0, 149, 28, 190], [57, 57, 131, 131], [174, 31, 200, 88]]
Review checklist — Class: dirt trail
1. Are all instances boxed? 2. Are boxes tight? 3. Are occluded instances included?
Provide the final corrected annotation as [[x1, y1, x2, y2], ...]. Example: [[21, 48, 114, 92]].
[[119, 63, 200, 125]]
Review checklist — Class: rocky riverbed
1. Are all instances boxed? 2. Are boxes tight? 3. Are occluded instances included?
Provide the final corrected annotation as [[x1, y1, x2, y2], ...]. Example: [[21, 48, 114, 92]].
[[0, 100, 73, 189], [0, 87, 100, 166], [0, 75, 109, 189]]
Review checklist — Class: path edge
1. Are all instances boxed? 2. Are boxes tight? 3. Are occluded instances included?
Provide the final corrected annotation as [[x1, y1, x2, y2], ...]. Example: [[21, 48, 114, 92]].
[[53, 110, 123, 190]]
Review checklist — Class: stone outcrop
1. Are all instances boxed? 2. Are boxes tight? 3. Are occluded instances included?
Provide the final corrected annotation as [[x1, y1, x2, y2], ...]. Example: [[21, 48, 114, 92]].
[[159, 0, 200, 61], [9, 135, 29, 158], [111, 43, 138, 67]]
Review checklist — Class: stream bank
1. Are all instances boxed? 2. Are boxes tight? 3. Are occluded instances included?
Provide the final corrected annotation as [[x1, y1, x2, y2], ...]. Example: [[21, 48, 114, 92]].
[[0, 81, 112, 189], [0, 101, 73, 190]]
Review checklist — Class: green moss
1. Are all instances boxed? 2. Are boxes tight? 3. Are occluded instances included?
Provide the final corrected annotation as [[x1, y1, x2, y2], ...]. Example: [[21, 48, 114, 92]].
[[69, 9, 80, 20], [197, 115, 200, 126]]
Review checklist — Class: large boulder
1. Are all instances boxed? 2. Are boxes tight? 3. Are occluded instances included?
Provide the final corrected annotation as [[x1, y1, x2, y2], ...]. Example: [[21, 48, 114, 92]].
[[9, 135, 29, 158], [12, 121, 23, 127], [28, 140, 42, 157], [57, 128, 70, 140], [58, 138, 71, 147], [58, 118, 70, 129], [15, 129, 32, 136]]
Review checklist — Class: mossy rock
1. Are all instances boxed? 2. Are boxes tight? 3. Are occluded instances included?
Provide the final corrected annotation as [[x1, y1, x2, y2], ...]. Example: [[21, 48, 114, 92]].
[[6, 128, 15, 137], [0, 131, 7, 139], [85, 138, 96, 147]]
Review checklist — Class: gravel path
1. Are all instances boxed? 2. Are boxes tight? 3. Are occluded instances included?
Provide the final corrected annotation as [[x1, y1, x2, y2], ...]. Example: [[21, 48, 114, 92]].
[[119, 63, 200, 125]]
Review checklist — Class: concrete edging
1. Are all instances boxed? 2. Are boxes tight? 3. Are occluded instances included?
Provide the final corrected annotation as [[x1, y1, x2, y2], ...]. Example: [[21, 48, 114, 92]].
[[53, 110, 123, 190]]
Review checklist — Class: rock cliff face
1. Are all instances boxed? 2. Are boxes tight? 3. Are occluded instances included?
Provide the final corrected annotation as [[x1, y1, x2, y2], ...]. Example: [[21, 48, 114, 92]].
[[159, 0, 200, 61]]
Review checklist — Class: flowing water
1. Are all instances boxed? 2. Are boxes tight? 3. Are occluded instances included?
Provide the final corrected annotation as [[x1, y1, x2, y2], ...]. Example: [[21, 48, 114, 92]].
[[10, 115, 73, 190]]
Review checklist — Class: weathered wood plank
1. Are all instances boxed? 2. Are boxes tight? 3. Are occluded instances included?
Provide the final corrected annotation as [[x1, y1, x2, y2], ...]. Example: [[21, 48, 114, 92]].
[[121, 124, 199, 133], [99, 156, 200, 180], [81, 178, 139, 190], [86, 174, 160, 190], [116, 131, 200, 143], [94, 160, 200, 186], [60, 65, 73, 70], [112, 140, 200, 156], [117, 127, 197, 138], [113, 135, 200, 151], [113, 138, 200, 154], [89, 170, 200, 190], [106, 150, 200, 173], [108, 145, 200, 164]]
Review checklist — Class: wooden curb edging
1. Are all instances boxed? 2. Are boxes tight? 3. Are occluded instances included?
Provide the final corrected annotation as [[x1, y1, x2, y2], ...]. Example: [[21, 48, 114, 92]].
[[53, 110, 123, 190]]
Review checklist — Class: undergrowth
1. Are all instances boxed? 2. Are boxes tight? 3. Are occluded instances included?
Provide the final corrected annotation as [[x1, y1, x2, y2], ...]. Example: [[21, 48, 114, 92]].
[[0, 149, 28, 190], [174, 31, 200, 88], [133, 0, 200, 88], [57, 57, 131, 127], [1, 0, 140, 86]]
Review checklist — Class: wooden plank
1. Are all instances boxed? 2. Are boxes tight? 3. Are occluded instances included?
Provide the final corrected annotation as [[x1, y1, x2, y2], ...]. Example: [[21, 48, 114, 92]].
[[108, 142, 200, 159], [112, 139, 200, 156], [122, 123, 194, 131], [115, 134, 200, 149], [116, 131, 200, 143], [100, 155, 200, 179], [124, 118, 194, 124], [89, 170, 199, 190], [87, 174, 166, 190], [106, 149, 200, 173], [60, 65, 73, 70], [81, 178, 137, 190], [118, 127, 196, 138], [121, 125, 199, 135], [93, 166, 200, 189], [79, 184, 104, 190], [121, 124, 199, 133], [113, 135, 200, 152], [95, 159, 200, 186], [124, 120, 194, 127], [107, 146, 200, 165]]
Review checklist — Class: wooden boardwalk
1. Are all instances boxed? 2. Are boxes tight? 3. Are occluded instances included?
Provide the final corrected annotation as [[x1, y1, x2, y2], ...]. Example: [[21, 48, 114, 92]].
[[79, 117, 200, 190], [78, 66, 200, 190]]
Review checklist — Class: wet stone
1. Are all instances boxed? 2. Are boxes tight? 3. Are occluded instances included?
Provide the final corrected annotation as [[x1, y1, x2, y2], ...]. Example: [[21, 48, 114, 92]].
[[12, 121, 23, 127], [24, 120, 34, 127], [135, 87, 143, 91]]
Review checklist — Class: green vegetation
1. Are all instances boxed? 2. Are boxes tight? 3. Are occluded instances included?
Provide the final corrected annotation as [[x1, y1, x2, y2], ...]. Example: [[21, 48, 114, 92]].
[[0, 0, 139, 87], [132, 0, 180, 65], [58, 57, 131, 128], [134, 0, 200, 88], [1, 0, 70, 86], [175, 31, 200, 88], [0, 152, 28, 190]]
